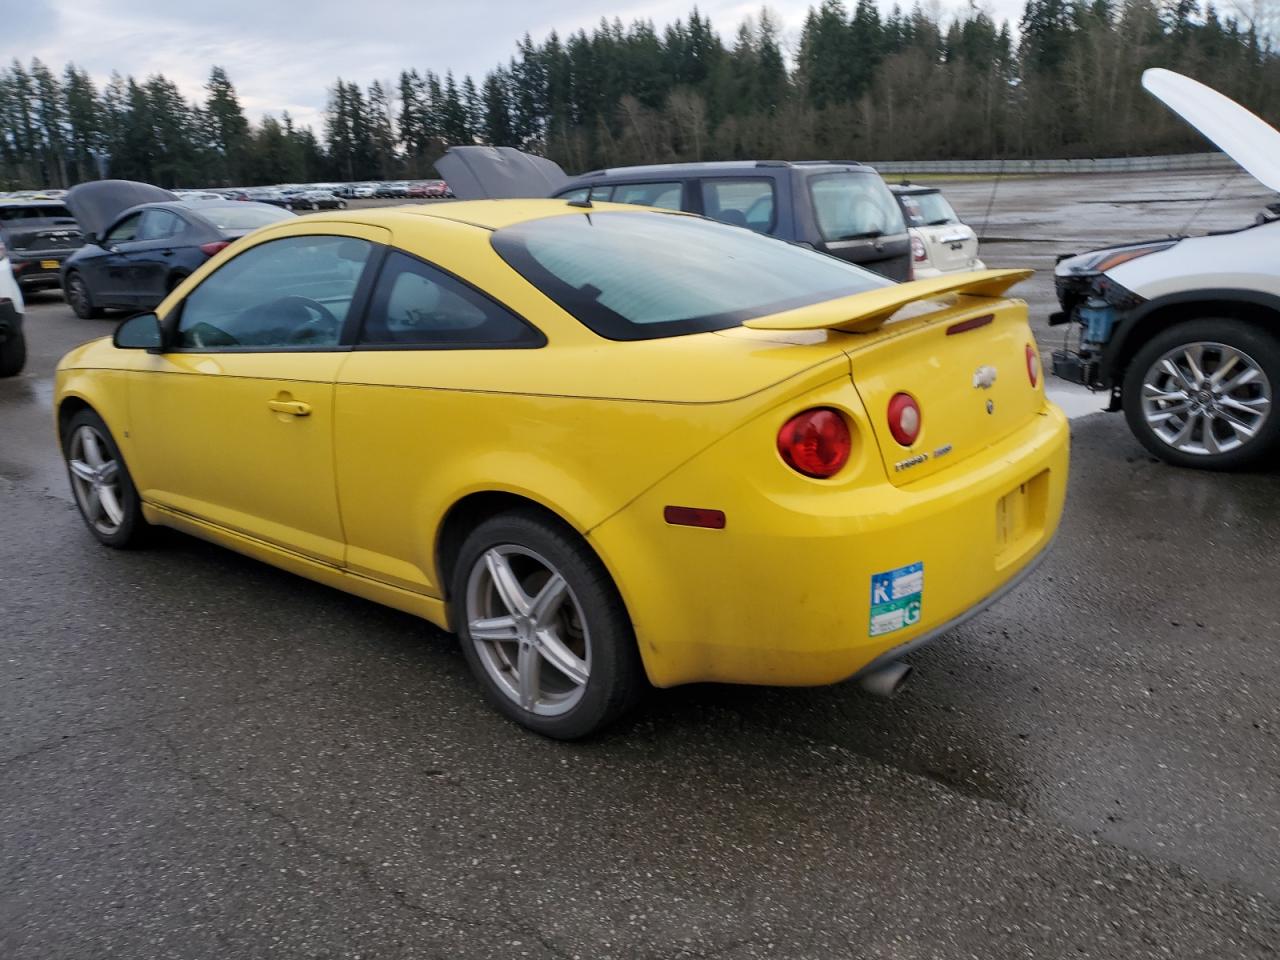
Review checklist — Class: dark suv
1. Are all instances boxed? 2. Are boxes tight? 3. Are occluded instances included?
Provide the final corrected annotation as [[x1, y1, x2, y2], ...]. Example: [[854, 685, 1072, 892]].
[[0, 200, 85, 292], [438, 149, 912, 281]]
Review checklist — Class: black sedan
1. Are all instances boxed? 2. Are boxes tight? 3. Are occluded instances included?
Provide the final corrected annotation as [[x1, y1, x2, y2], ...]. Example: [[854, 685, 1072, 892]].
[[61, 181, 295, 319]]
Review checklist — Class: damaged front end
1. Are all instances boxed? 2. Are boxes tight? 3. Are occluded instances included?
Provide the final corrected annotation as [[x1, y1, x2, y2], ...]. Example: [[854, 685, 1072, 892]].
[[1048, 240, 1179, 403]]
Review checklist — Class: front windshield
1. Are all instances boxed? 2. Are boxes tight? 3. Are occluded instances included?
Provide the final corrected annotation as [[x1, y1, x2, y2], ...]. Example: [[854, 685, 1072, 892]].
[[809, 173, 905, 242], [898, 191, 960, 227], [491, 210, 893, 341]]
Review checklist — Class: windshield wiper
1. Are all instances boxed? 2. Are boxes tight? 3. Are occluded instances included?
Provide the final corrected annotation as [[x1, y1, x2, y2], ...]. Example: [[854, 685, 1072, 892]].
[[834, 229, 883, 241], [926, 218, 955, 226]]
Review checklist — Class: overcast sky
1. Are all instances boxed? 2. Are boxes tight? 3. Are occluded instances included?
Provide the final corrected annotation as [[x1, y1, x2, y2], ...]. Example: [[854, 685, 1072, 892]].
[[8, 0, 1023, 133]]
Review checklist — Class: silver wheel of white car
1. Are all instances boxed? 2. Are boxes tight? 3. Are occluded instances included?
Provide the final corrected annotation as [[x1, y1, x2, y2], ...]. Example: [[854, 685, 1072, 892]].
[[1141, 341, 1271, 455], [1123, 319, 1280, 469]]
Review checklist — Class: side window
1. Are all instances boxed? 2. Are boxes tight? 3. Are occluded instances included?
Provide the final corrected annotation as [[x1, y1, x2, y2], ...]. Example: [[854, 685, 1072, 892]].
[[559, 188, 590, 203], [589, 185, 612, 201], [175, 235, 373, 350], [105, 213, 142, 244], [610, 182, 682, 210], [701, 179, 776, 234], [360, 250, 541, 348], [137, 209, 184, 241]]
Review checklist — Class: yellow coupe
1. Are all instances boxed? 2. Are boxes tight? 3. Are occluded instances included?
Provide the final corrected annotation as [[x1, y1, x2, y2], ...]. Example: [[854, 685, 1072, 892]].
[[55, 199, 1068, 738]]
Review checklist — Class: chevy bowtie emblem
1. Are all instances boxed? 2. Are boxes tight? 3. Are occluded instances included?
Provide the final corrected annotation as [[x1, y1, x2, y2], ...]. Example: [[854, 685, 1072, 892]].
[[972, 365, 998, 389]]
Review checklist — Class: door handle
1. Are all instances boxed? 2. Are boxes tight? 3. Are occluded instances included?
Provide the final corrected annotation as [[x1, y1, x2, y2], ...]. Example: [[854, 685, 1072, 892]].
[[161, 249, 174, 256], [267, 399, 311, 416]]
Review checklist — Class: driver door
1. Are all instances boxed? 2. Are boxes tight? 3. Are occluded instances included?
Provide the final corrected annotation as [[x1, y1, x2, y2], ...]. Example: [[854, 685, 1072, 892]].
[[127, 225, 388, 564]]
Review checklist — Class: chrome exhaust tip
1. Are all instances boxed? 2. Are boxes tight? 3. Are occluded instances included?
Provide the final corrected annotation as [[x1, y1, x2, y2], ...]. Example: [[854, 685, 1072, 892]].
[[858, 660, 914, 699]]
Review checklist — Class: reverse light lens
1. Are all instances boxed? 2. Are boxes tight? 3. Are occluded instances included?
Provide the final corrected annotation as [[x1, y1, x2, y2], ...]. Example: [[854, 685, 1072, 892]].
[[200, 241, 231, 257], [777, 408, 851, 479], [887, 392, 922, 446], [1026, 343, 1040, 387], [910, 235, 927, 262]]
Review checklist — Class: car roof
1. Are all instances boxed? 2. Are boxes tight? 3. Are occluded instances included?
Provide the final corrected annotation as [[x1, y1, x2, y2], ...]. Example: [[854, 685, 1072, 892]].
[[251, 198, 685, 233], [570, 159, 867, 181]]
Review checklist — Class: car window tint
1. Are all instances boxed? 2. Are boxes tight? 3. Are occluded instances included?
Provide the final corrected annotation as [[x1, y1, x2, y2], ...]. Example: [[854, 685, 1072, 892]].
[[589, 186, 612, 201], [701, 179, 776, 233], [175, 235, 373, 350], [137, 209, 183, 241], [0, 204, 74, 221], [105, 213, 143, 244], [808, 173, 905, 242], [360, 250, 540, 348], [492, 211, 891, 341], [609, 182, 682, 210], [912, 191, 960, 226], [559, 188, 589, 203]]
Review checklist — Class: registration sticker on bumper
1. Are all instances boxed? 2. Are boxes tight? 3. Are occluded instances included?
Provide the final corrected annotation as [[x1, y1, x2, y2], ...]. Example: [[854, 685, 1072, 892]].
[[869, 562, 923, 637]]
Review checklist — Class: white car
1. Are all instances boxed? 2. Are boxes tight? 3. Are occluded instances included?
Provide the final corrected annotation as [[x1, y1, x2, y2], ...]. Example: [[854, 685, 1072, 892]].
[[352, 183, 378, 198], [891, 184, 985, 278], [1051, 69, 1280, 469], [0, 238, 25, 377]]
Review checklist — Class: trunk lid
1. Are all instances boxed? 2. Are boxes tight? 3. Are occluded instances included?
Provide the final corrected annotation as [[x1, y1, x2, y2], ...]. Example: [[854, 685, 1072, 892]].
[[916, 223, 979, 272], [745, 269, 1043, 485], [5, 223, 83, 255]]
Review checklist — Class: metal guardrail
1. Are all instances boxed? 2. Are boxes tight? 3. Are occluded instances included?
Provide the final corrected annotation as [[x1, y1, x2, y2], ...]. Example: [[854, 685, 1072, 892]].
[[867, 153, 1237, 174]]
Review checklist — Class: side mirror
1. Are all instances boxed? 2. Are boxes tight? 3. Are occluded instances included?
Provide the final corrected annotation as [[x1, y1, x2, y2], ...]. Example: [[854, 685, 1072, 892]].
[[113, 312, 163, 352]]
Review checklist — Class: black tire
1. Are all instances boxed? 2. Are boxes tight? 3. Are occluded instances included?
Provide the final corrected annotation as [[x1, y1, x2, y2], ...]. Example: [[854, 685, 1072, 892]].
[[452, 509, 644, 739], [0, 329, 25, 377], [65, 271, 104, 319], [1122, 317, 1280, 470], [61, 408, 149, 548]]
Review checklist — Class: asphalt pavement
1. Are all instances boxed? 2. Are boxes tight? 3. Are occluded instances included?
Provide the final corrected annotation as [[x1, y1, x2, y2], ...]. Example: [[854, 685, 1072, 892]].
[[4, 185, 1280, 958]]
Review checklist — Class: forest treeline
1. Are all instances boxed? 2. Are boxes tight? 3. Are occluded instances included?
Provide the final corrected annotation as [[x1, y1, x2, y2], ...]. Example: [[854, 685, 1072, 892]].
[[1, 0, 1277, 189]]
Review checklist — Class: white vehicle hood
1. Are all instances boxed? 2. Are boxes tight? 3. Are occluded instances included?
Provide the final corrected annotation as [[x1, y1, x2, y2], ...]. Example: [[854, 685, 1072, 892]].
[[1143, 68, 1280, 193]]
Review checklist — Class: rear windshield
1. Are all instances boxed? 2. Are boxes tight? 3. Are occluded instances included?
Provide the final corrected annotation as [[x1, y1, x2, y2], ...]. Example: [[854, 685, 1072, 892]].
[[808, 173, 904, 243], [197, 205, 295, 231], [897, 191, 960, 227], [491, 211, 892, 341], [0, 204, 75, 222]]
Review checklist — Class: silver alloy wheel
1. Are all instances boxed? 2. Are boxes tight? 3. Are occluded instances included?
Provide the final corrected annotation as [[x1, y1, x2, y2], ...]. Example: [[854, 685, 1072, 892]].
[[465, 544, 591, 717], [67, 424, 125, 535], [1140, 341, 1272, 456]]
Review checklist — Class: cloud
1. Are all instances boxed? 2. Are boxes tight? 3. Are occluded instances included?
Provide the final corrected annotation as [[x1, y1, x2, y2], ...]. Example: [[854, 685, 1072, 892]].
[[16, 0, 1026, 135]]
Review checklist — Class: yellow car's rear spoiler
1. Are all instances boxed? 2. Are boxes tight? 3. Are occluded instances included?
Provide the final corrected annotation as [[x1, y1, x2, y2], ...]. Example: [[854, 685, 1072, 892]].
[[743, 268, 1034, 334]]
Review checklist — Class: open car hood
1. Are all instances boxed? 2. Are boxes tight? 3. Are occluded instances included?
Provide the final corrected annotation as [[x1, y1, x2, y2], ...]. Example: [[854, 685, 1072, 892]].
[[436, 146, 569, 200], [65, 179, 178, 239], [1143, 68, 1280, 194], [743, 269, 1032, 334]]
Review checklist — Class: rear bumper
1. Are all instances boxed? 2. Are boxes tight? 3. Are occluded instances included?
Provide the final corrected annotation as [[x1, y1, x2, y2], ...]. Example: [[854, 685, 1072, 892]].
[[11, 252, 75, 290], [589, 396, 1070, 688]]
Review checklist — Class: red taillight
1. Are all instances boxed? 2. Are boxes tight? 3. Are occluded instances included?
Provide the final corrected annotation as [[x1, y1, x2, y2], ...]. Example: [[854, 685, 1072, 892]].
[[200, 241, 230, 257], [777, 408, 851, 479], [910, 235, 927, 262], [887, 392, 921, 446], [1026, 343, 1040, 388]]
